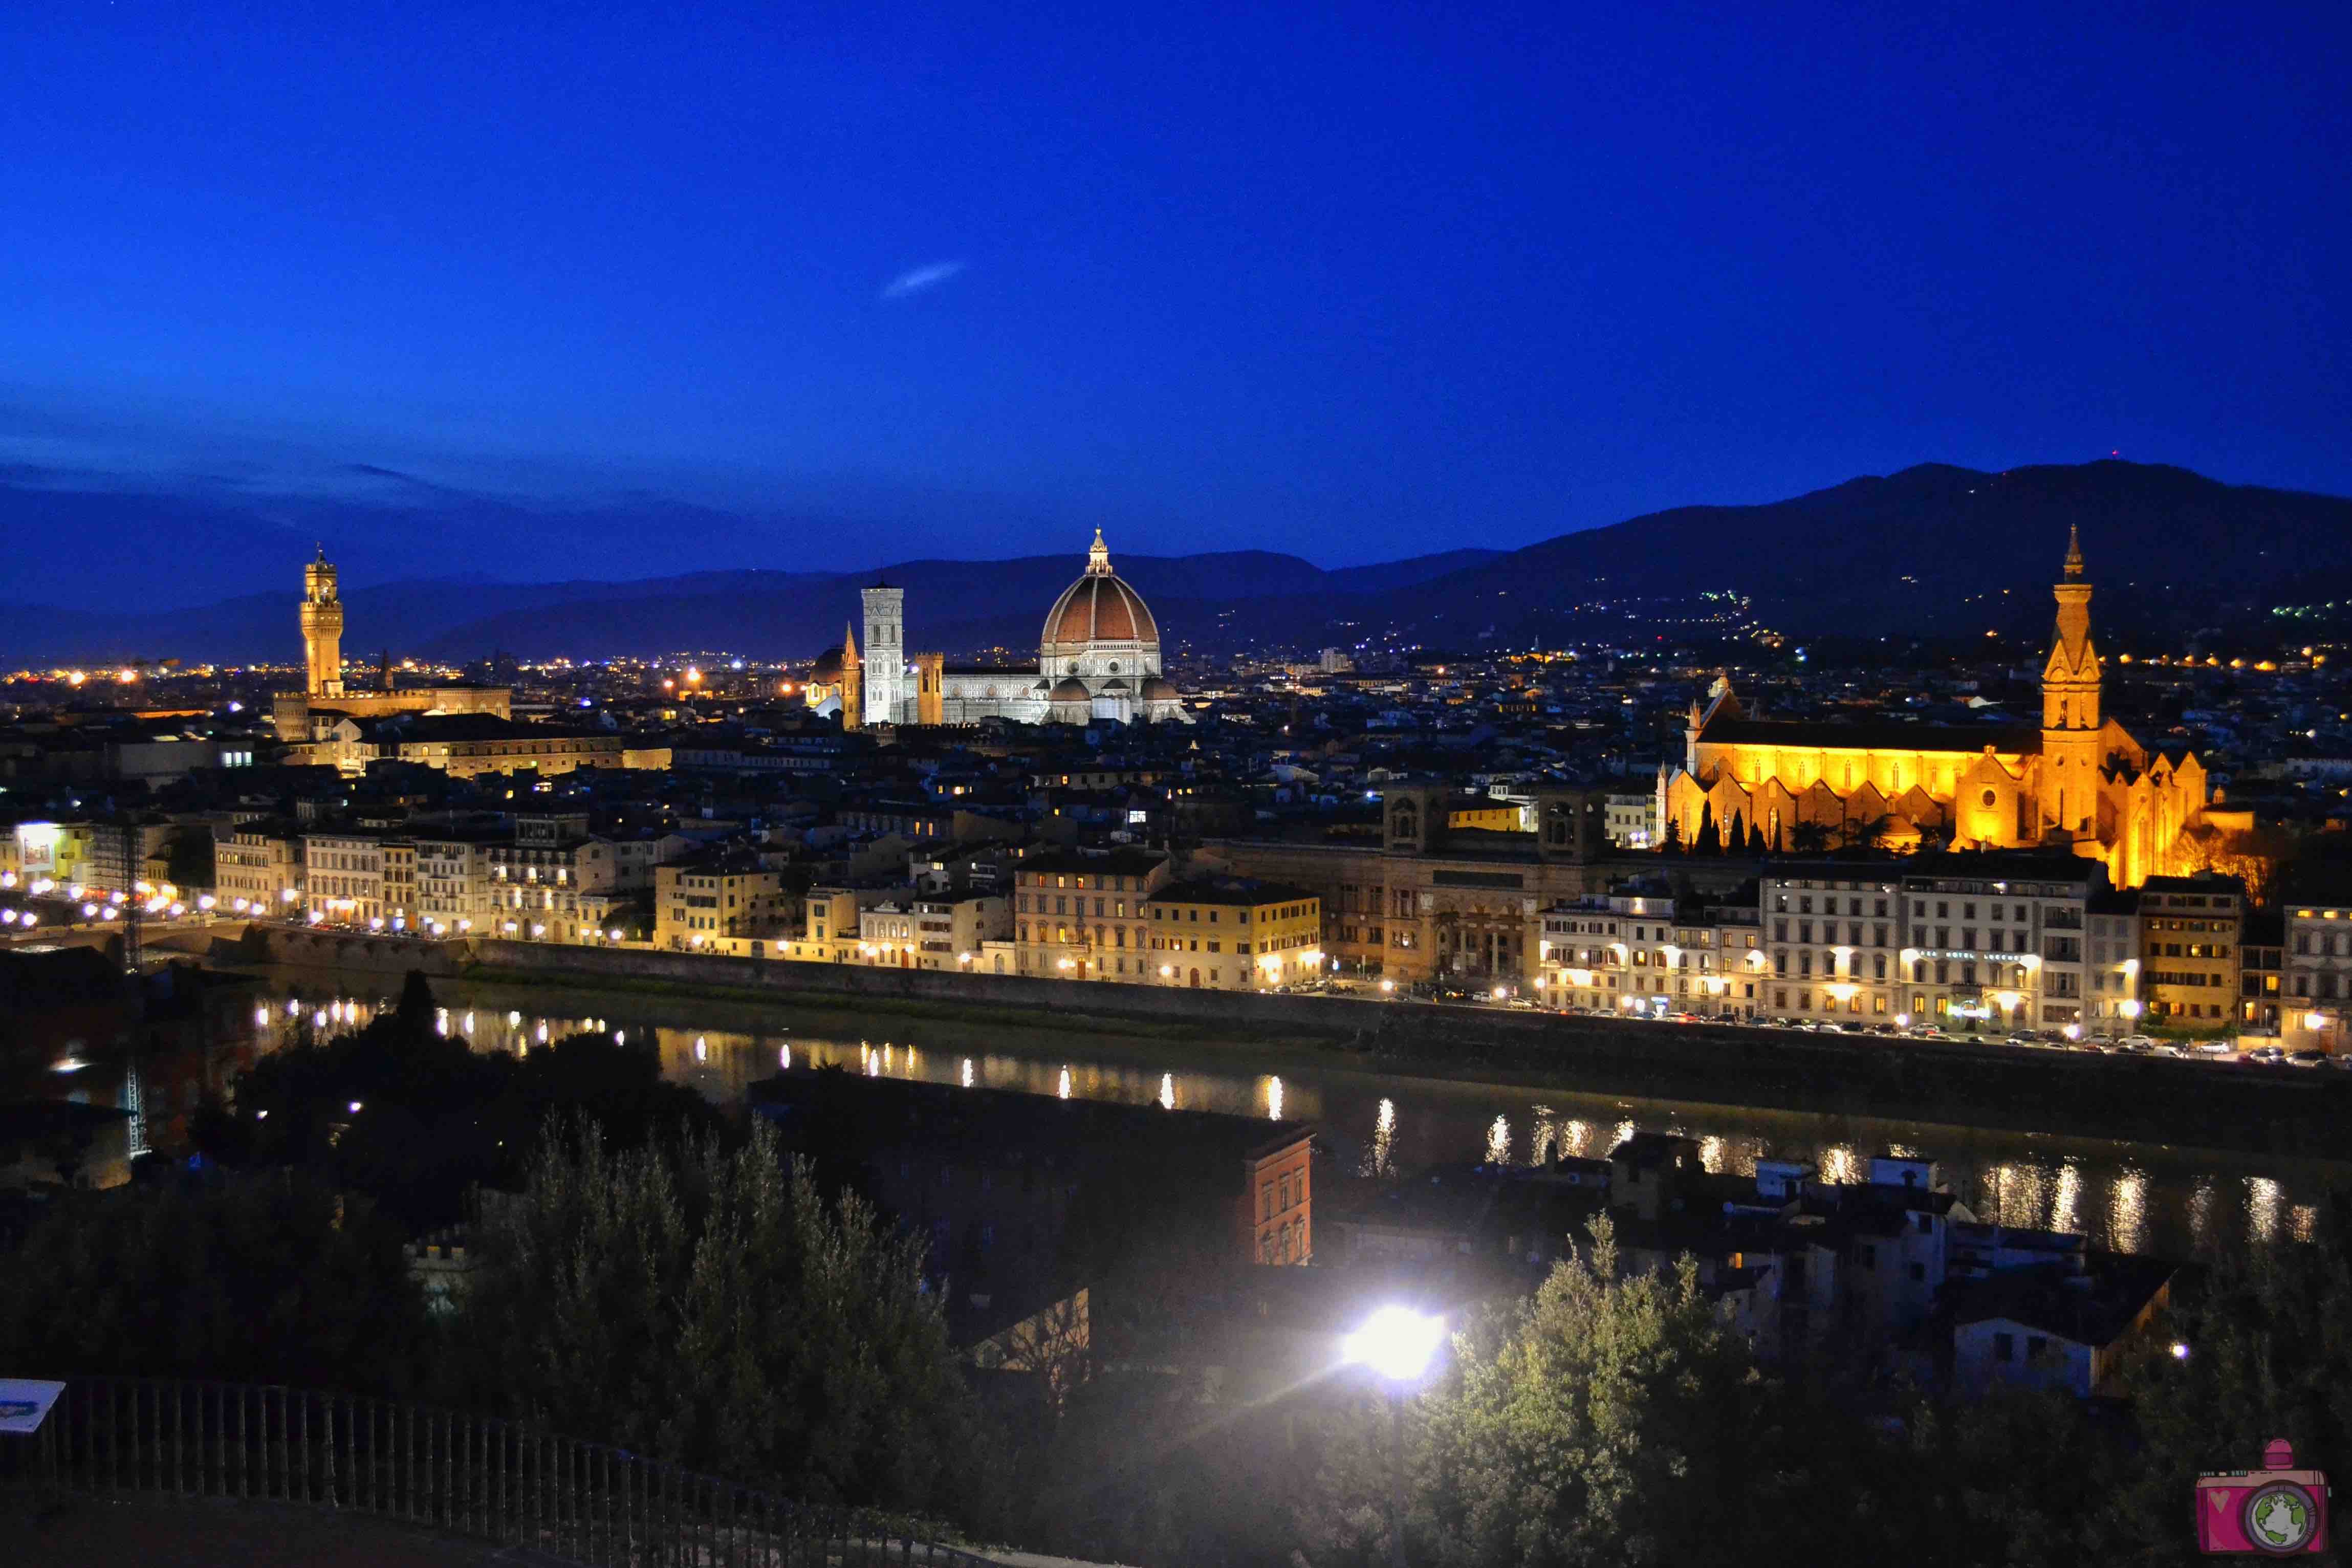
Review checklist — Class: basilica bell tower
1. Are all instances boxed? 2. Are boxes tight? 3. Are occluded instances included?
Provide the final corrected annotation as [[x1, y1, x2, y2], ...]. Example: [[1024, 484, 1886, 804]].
[[2039, 527, 2102, 838], [301, 545, 346, 699]]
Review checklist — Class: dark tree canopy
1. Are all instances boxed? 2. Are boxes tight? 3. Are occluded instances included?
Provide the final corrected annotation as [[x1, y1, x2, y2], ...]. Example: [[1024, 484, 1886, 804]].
[[0, 1173, 429, 1393], [450, 1118, 985, 1517], [194, 970, 723, 1230]]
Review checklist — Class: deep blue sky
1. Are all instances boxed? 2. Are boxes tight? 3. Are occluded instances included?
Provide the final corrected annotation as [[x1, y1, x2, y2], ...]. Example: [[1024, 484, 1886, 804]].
[[4, 1, 2346, 589]]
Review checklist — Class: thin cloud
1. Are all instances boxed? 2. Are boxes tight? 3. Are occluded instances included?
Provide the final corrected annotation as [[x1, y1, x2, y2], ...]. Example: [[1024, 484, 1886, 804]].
[[880, 260, 966, 300]]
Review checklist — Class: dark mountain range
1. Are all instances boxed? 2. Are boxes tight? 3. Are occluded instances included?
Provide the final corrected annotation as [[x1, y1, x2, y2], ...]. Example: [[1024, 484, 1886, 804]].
[[413, 548, 1496, 663], [1393, 461, 2351, 647], [6, 460, 2344, 665]]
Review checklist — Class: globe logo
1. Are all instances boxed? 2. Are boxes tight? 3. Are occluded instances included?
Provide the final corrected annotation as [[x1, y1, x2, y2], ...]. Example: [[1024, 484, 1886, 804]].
[[2246, 1482, 2318, 1552]]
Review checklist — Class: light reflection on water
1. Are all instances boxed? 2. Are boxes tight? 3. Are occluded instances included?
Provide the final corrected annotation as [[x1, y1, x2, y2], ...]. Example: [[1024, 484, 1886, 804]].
[[1484, 1115, 1511, 1166], [1361, 1098, 1397, 1179], [237, 978, 2345, 1261]]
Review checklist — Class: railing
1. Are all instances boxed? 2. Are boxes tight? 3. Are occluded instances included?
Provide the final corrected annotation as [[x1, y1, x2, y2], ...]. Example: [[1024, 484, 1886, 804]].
[[4, 1377, 995, 1567]]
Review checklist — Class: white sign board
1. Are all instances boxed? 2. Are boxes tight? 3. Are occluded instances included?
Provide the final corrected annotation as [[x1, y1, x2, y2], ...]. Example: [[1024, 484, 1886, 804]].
[[0, 1379, 65, 1434]]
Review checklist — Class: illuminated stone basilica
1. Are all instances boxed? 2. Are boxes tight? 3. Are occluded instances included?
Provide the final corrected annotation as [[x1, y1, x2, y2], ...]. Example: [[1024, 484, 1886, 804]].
[[807, 531, 1192, 728], [1658, 531, 2210, 887]]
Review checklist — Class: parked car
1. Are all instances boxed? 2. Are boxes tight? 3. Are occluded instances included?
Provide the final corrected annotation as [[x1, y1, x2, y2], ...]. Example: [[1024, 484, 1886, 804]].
[[2240, 1044, 2285, 1064], [2119, 1034, 2158, 1050], [2109, 1040, 2151, 1055], [2152, 1043, 2192, 1058], [2193, 1040, 2242, 1058], [2287, 1050, 2328, 1068]]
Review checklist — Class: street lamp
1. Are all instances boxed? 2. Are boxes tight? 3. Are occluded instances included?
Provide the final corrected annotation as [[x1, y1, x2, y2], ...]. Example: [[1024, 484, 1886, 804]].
[[1345, 1305, 1445, 1568]]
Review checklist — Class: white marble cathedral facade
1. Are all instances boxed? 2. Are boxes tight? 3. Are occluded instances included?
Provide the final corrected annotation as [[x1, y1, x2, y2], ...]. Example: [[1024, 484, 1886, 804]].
[[809, 531, 1192, 728]]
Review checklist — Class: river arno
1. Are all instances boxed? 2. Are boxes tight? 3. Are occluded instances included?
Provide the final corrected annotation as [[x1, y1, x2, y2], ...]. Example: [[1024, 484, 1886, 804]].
[[249, 967, 2349, 1261]]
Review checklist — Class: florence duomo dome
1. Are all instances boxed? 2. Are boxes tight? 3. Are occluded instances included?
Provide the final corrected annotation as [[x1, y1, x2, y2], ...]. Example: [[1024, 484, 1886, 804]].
[[808, 529, 1191, 729]]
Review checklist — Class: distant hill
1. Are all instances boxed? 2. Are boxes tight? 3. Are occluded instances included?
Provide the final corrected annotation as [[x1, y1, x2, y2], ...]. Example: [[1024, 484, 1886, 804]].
[[5, 460, 2344, 663], [403, 548, 1497, 663], [1395, 461, 2352, 646]]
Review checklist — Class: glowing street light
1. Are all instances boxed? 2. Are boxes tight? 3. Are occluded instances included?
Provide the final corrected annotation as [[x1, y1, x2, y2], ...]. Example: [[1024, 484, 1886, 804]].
[[1346, 1306, 1446, 1385], [1345, 1304, 1445, 1568]]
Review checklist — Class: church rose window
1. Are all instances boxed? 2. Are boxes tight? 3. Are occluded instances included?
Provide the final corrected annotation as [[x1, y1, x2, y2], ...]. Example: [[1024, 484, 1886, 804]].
[[1981, 789, 1997, 807]]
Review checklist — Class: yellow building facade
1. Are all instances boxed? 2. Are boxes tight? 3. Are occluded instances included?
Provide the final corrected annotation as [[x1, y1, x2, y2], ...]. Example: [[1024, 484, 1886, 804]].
[[1144, 878, 1323, 991], [1659, 532, 2209, 888]]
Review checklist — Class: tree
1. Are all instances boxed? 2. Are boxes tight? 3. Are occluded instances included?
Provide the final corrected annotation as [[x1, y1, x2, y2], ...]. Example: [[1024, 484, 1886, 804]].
[[453, 1117, 982, 1517], [1695, 801, 1718, 856], [165, 826, 215, 895], [1662, 818, 1683, 854], [2099, 1194, 2352, 1564], [1883, 1392, 2117, 1568], [0, 1172, 430, 1393], [394, 968, 438, 1036], [2184, 823, 2295, 907], [1298, 1216, 1849, 1568], [195, 994, 723, 1232], [1728, 811, 1747, 855], [1838, 814, 1892, 854], [1790, 820, 1832, 855]]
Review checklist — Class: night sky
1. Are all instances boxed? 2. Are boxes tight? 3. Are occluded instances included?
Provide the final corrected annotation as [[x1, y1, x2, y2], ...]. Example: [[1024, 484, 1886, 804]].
[[5, 2, 2346, 590]]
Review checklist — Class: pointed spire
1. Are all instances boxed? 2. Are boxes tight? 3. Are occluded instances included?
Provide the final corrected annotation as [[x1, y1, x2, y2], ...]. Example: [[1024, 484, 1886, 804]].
[[2062, 524, 2084, 580], [1087, 527, 1113, 577], [842, 620, 859, 662]]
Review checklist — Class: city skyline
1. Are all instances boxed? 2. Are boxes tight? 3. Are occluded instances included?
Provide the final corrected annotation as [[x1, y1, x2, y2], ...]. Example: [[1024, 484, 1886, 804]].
[[6, 11, 2349, 1565]]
